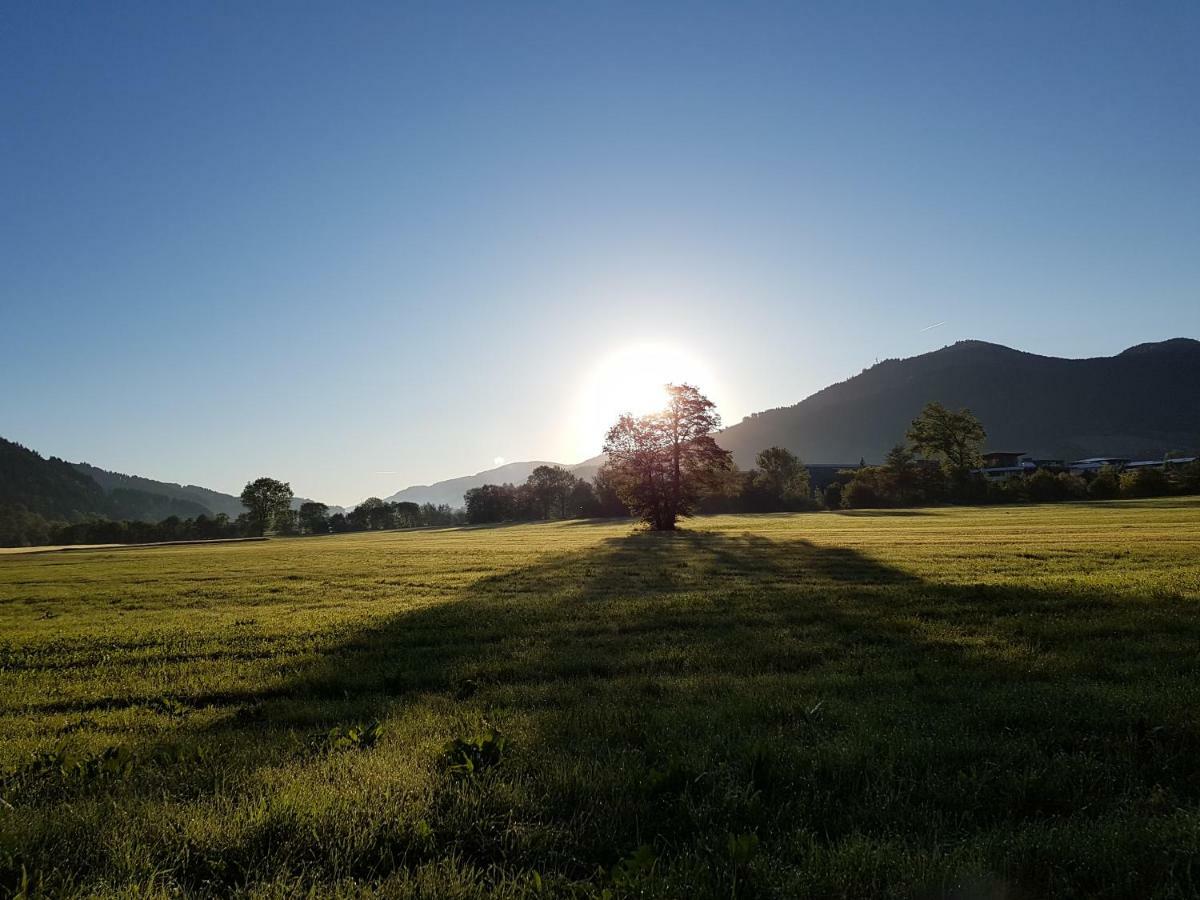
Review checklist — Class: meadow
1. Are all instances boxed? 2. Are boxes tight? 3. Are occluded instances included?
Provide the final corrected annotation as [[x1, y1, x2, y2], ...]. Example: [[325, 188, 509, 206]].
[[2, 500, 1199, 898]]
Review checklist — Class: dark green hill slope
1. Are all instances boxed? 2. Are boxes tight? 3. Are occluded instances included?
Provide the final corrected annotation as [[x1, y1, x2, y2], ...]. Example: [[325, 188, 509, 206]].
[[717, 338, 1200, 465], [0, 437, 210, 525]]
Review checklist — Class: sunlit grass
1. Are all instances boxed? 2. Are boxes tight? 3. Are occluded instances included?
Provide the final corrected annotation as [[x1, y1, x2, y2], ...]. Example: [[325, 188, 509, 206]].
[[2, 500, 1199, 897]]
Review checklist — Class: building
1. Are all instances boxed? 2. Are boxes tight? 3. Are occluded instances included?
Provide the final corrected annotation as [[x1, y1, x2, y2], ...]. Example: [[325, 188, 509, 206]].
[[1068, 457, 1131, 475]]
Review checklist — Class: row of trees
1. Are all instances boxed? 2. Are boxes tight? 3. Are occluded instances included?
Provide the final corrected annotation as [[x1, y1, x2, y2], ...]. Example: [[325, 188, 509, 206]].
[[831, 402, 1200, 509], [239, 478, 464, 536], [463, 465, 627, 524]]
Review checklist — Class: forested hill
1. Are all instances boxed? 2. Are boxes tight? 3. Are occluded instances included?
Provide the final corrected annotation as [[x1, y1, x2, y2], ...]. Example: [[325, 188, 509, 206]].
[[73, 462, 250, 518], [717, 338, 1200, 466], [74, 463, 340, 517], [1, 438, 210, 523]]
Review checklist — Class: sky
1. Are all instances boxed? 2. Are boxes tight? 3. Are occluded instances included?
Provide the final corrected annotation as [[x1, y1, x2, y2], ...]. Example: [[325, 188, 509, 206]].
[[3, 2, 1198, 506]]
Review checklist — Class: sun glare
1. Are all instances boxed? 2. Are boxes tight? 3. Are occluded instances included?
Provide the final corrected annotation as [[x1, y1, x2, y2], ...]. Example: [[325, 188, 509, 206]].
[[572, 342, 717, 460]]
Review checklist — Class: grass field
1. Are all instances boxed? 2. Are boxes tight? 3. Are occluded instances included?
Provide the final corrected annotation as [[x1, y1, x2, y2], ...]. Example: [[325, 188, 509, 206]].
[[2, 500, 1200, 898]]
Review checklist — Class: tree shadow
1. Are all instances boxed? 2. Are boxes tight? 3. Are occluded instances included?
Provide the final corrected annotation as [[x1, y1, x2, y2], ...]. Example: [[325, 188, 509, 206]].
[[16, 529, 1200, 897]]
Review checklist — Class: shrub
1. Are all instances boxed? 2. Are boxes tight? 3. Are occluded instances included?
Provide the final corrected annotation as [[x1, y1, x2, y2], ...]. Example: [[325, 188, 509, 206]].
[[1120, 467, 1170, 499], [1087, 468, 1121, 500], [822, 482, 843, 510], [842, 478, 882, 509], [1026, 468, 1062, 502]]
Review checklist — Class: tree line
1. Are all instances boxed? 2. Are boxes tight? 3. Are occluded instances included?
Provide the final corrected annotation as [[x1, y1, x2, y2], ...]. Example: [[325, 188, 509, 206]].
[[6, 390, 1198, 546], [829, 401, 1200, 508]]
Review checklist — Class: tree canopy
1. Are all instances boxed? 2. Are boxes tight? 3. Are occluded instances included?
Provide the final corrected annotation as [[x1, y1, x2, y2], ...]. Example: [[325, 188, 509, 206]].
[[603, 383, 731, 530], [239, 477, 294, 536], [906, 402, 986, 483]]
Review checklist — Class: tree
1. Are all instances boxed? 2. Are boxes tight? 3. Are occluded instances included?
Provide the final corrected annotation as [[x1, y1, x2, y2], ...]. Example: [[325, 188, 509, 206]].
[[527, 465, 578, 518], [882, 443, 919, 503], [568, 478, 600, 517], [1120, 467, 1170, 499], [298, 501, 329, 534], [1087, 467, 1121, 500], [349, 497, 394, 530], [392, 501, 422, 528], [906, 402, 986, 486], [753, 447, 811, 510], [464, 484, 516, 524], [273, 508, 299, 536], [590, 465, 629, 517], [239, 477, 293, 536], [602, 383, 731, 530]]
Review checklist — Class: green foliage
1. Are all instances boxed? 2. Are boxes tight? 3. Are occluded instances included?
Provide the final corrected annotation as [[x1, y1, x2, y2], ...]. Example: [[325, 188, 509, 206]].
[[1088, 467, 1122, 499], [603, 384, 732, 530], [239, 477, 294, 536], [611, 844, 657, 887], [1120, 466, 1171, 499], [441, 728, 506, 776], [906, 401, 987, 483], [319, 720, 385, 753]]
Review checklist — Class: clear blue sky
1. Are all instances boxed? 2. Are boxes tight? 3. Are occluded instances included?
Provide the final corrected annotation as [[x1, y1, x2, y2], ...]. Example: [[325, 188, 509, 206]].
[[3, 2, 1197, 506]]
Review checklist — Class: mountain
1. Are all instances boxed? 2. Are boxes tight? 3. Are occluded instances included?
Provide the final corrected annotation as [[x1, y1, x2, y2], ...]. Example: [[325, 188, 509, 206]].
[[715, 338, 1200, 466], [1, 438, 210, 523], [0, 437, 341, 534], [73, 462, 248, 518], [385, 459, 602, 509], [72, 463, 341, 517]]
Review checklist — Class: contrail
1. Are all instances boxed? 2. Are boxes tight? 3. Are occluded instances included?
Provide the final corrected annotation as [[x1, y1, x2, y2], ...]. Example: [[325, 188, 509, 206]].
[[920, 321, 946, 332]]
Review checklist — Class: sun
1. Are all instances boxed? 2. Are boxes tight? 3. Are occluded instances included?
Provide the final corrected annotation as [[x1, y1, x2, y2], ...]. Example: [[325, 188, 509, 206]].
[[572, 342, 717, 460]]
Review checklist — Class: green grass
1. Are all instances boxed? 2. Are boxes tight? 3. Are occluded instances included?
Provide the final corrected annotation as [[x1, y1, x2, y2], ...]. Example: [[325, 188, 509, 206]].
[[2, 500, 1200, 898]]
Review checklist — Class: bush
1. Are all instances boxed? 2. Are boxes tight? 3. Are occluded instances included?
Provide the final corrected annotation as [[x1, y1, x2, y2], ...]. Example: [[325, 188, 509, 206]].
[[1056, 472, 1088, 499], [1120, 467, 1171, 499], [822, 482, 843, 510], [1170, 461, 1200, 495], [1026, 468, 1062, 502], [1087, 469, 1121, 500], [842, 478, 882, 509]]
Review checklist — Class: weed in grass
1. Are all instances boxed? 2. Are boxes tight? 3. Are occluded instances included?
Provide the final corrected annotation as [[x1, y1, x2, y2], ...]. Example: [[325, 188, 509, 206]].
[[317, 719, 385, 753], [441, 727, 506, 777]]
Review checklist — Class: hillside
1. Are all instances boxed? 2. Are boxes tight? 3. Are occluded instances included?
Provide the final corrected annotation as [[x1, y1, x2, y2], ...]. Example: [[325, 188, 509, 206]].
[[716, 338, 1200, 466], [72, 464, 340, 517], [0, 438, 210, 524], [74, 462, 248, 518]]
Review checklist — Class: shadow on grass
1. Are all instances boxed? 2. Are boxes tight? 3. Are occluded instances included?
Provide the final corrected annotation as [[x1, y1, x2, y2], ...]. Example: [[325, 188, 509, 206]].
[[13, 529, 1200, 897]]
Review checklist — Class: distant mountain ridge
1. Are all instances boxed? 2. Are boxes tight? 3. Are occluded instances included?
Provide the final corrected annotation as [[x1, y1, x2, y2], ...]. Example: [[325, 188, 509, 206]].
[[716, 337, 1200, 466]]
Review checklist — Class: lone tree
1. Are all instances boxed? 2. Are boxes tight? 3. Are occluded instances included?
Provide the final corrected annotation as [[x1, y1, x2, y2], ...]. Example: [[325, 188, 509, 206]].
[[240, 477, 294, 536], [906, 402, 986, 484], [602, 383, 731, 530]]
